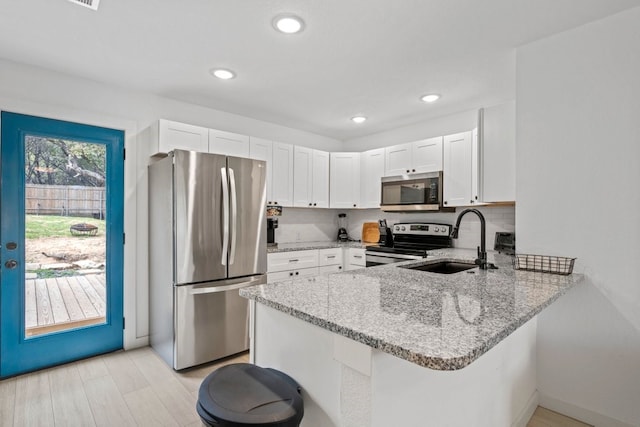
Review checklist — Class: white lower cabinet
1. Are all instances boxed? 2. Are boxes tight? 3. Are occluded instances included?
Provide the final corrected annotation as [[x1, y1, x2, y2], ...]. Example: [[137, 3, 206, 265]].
[[268, 267, 319, 283], [345, 248, 366, 271], [318, 248, 343, 274], [267, 250, 319, 283]]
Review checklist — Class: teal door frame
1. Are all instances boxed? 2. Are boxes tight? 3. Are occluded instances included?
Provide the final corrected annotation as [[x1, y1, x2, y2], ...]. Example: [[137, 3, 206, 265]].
[[0, 111, 124, 378]]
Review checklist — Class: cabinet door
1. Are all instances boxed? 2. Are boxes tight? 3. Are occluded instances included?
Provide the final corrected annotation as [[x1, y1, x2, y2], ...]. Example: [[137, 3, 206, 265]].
[[412, 136, 443, 173], [318, 265, 343, 274], [156, 120, 209, 154], [249, 137, 273, 203], [471, 128, 480, 204], [271, 142, 294, 206], [209, 129, 250, 157], [481, 102, 516, 202], [360, 148, 385, 208], [312, 150, 330, 208], [443, 131, 473, 207], [330, 152, 361, 208], [293, 146, 313, 207], [384, 143, 412, 176]]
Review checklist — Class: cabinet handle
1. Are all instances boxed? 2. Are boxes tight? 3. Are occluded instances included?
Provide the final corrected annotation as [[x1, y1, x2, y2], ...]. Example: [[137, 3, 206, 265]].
[[406, 169, 410, 173], [313, 203, 317, 206], [470, 200, 474, 204], [327, 255, 336, 259], [308, 203, 312, 206], [289, 272, 294, 276], [289, 259, 299, 263], [475, 196, 478, 200], [444, 201, 448, 205], [353, 255, 363, 259], [295, 271, 299, 275], [353, 204, 356, 207], [412, 169, 416, 172], [274, 201, 278, 204], [338, 266, 342, 269]]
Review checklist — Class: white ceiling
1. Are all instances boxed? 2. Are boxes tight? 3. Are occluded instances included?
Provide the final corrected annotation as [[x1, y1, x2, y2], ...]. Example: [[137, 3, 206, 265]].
[[0, 0, 637, 140]]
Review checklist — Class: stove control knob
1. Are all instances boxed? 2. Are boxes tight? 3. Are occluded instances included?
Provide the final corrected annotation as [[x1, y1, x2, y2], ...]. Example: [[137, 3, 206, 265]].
[[401, 226, 406, 231], [394, 226, 400, 232], [434, 227, 439, 232]]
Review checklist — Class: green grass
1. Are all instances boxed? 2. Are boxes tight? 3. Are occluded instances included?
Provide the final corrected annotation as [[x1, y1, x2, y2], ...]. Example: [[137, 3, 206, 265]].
[[25, 215, 105, 239]]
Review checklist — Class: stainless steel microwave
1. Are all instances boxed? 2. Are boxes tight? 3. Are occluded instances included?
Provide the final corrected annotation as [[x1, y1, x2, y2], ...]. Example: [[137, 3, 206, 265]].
[[380, 171, 443, 212]]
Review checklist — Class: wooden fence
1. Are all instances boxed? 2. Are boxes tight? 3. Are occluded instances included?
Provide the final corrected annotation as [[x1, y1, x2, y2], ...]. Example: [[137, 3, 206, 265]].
[[26, 184, 105, 218]]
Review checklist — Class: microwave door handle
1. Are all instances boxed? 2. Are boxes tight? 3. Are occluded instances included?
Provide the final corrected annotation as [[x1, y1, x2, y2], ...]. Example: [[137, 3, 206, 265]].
[[221, 167, 229, 266], [228, 167, 237, 265]]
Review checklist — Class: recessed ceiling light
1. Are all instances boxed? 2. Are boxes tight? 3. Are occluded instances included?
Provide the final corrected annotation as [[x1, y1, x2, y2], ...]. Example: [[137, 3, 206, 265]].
[[273, 14, 305, 34], [210, 68, 236, 80], [351, 116, 367, 124], [421, 94, 440, 103]]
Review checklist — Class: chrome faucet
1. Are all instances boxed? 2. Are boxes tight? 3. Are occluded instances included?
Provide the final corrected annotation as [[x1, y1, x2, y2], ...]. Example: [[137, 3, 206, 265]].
[[450, 208, 497, 270]]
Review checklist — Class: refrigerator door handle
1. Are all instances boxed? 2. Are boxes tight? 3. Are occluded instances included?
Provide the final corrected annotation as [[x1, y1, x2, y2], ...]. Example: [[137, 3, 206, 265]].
[[221, 167, 229, 266], [188, 277, 263, 295], [229, 167, 238, 265]]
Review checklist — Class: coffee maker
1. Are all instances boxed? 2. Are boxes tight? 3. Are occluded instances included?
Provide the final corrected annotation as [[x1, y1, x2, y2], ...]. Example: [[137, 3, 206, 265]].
[[267, 218, 278, 246], [337, 213, 349, 242]]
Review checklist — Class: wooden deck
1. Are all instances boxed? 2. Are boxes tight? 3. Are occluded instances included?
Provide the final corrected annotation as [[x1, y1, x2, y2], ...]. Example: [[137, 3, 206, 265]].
[[25, 274, 106, 336]]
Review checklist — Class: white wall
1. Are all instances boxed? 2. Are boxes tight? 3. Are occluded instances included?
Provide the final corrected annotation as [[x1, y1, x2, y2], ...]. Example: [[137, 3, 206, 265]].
[[0, 58, 342, 349], [516, 7, 640, 426]]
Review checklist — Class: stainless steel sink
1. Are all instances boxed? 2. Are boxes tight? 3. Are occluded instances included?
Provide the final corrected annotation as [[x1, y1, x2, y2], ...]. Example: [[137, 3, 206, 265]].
[[400, 261, 477, 274]]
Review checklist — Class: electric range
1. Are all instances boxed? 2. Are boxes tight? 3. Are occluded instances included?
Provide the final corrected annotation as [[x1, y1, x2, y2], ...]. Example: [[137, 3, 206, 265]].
[[365, 222, 452, 267]]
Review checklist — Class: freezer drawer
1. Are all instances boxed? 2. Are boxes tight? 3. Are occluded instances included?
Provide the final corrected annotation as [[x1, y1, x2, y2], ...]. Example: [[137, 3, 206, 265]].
[[173, 276, 264, 370]]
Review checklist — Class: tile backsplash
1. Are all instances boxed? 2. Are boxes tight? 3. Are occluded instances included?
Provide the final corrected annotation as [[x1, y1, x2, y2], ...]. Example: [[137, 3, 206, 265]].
[[274, 206, 515, 251]]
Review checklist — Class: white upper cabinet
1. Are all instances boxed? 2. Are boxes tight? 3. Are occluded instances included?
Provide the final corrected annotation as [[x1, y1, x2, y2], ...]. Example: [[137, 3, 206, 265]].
[[330, 152, 361, 208], [384, 143, 412, 176], [249, 137, 273, 204], [293, 146, 313, 207], [312, 150, 330, 208], [209, 129, 250, 158], [293, 147, 329, 208], [479, 101, 516, 202], [151, 119, 209, 155], [412, 137, 443, 173], [359, 148, 385, 208], [384, 138, 443, 176], [271, 142, 294, 207], [443, 131, 475, 207]]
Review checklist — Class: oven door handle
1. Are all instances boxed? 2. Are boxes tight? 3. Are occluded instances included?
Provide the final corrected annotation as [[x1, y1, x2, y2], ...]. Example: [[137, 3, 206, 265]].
[[365, 252, 424, 260]]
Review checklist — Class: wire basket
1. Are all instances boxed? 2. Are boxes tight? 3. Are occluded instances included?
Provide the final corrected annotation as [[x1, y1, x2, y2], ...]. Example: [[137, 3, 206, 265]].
[[513, 254, 576, 275]]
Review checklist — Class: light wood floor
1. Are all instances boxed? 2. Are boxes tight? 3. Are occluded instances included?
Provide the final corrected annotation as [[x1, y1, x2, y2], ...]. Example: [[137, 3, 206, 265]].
[[0, 346, 591, 426]]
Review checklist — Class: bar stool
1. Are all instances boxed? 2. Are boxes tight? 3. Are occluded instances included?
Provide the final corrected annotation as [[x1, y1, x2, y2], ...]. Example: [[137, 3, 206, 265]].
[[197, 363, 304, 426]]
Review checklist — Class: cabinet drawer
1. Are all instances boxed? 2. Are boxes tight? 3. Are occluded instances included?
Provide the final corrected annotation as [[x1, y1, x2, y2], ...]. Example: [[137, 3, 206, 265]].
[[267, 267, 319, 283], [267, 250, 319, 273], [318, 264, 343, 275], [318, 248, 343, 266], [347, 248, 366, 266]]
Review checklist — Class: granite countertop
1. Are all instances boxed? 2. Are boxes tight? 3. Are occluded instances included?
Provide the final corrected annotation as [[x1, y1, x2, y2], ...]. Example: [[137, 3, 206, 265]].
[[241, 248, 583, 371], [267, 240, 372, 253]]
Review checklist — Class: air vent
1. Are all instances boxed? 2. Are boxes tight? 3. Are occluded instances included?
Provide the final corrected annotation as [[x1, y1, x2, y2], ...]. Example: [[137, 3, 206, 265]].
[[68, 0, 100, 10]]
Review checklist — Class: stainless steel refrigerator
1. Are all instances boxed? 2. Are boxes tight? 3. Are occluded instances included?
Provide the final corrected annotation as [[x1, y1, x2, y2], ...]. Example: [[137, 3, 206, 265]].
[[148, 149, 267, 370]]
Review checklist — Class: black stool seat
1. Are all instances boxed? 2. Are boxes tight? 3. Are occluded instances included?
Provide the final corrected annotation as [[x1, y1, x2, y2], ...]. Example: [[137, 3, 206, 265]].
[[197, 363, 304, 427]]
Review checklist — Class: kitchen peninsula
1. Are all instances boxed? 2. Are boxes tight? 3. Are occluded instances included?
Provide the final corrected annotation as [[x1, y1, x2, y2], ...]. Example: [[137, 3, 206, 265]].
[[240, 249, 582, 426]]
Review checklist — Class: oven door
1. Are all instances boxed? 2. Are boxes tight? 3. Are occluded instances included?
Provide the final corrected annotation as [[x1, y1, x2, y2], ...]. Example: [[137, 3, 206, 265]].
[[365, 251, 424, 267], [380, 172, 442, 212]]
